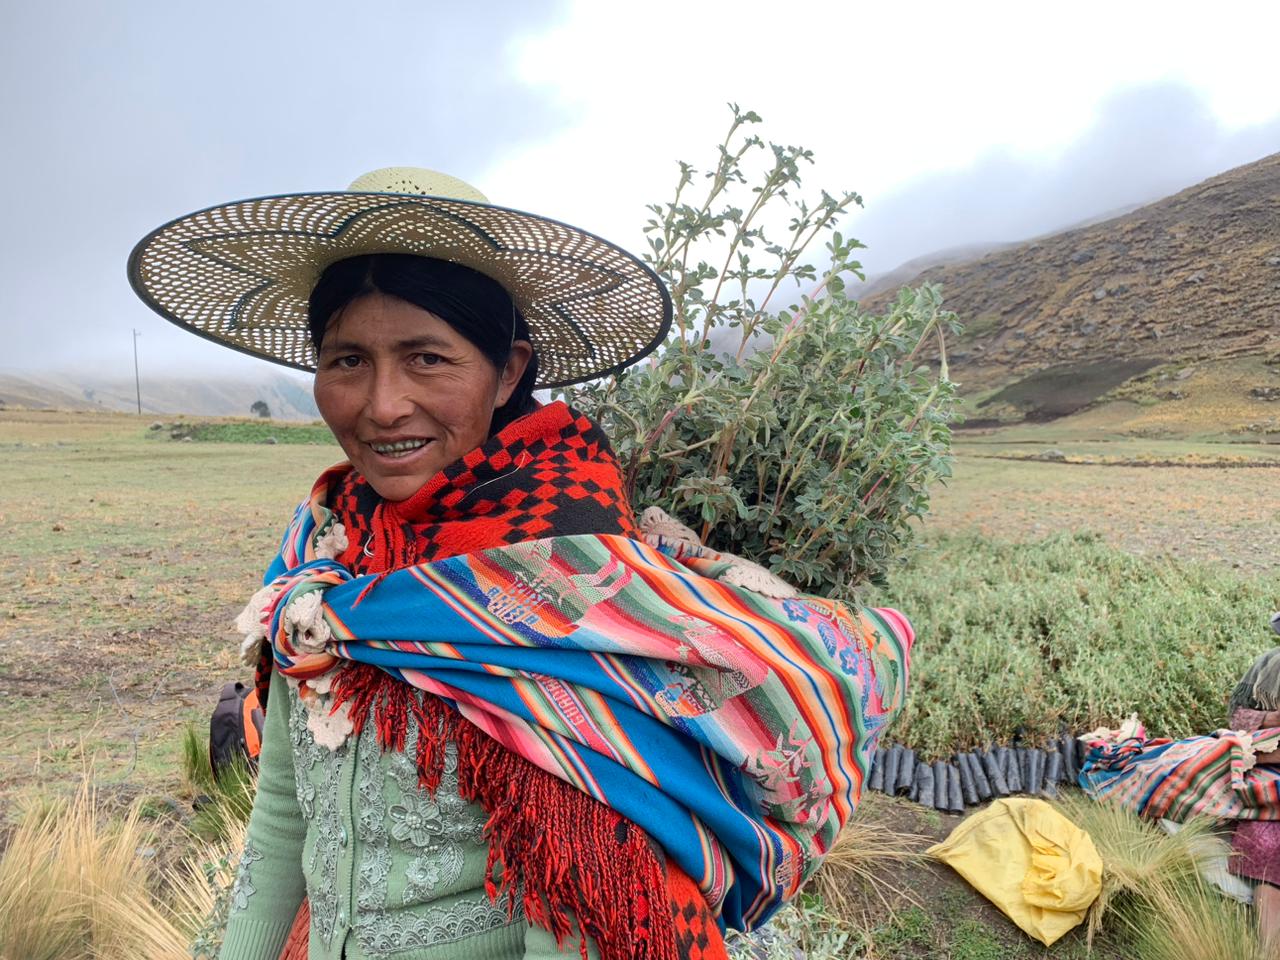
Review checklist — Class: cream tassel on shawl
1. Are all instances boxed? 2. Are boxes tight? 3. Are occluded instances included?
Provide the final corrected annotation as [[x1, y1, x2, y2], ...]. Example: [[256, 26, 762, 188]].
[[232, 548, 353, 750], [280, 589, 353, 749], [234, 584, 278, 666], [638, 506, 798, 600]]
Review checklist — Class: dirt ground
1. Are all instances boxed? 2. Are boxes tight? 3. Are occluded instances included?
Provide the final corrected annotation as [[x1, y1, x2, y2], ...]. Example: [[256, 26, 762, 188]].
[[0, 409, 340, 816], [932, 436, 1280, 575]]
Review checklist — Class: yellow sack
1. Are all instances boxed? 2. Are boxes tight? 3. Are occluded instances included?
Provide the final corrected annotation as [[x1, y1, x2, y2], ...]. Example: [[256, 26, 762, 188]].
[[927, 797, 1102, 946]]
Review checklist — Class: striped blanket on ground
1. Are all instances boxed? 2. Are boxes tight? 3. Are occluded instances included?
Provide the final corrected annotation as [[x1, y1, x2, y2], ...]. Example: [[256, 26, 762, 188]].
[[243, 513, 912, 933], [1079, 727, 1280, 822]]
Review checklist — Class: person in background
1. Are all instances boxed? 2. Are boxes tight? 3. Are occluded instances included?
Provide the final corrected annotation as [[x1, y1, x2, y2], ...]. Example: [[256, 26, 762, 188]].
[[1228, 647, 1280, 952]]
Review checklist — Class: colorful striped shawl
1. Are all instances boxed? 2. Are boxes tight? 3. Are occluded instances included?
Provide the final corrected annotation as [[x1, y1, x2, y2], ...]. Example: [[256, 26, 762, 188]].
[[245, 498, 912, 931], [1079, 728, 1280, 822]]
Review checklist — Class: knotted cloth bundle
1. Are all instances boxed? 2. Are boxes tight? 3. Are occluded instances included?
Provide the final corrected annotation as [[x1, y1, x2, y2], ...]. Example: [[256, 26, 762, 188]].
[[236, 402, 912, 959], [241, 528, 910, 934], [928, 798, 1102, 947]]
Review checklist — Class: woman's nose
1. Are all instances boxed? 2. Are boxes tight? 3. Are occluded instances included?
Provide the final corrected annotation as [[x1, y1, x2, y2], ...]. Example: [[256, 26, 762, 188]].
[[364, 366, 416, 425]]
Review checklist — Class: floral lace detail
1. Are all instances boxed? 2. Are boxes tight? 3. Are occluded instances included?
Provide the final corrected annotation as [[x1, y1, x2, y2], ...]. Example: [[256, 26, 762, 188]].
[[297, 778, 318, 820], [228, 840, 263, 912], [286, 679, 516, 956], [353, 724, 510, 952], [356, 898, 517, 954], [357, 718, 391, 913], [286, 682, 345, 948], [388, 793, 445, 846], [403, 845, 464, 903]]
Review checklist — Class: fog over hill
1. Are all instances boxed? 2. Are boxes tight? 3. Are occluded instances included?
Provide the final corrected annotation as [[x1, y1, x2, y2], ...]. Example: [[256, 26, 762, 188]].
[[849, 83, 1280, 287], [0, 369, 320, 420]]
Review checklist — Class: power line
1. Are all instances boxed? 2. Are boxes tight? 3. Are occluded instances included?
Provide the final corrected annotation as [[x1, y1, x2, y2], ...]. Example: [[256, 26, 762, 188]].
[[132, 329, 142, 415]]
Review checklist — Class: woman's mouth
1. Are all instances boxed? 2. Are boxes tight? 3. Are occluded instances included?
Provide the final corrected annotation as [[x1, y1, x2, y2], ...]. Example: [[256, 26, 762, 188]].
[[368, 438, 432, 459]]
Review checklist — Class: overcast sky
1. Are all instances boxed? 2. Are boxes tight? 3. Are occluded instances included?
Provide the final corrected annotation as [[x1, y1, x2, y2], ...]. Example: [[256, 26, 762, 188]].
[[2, 0, 1278, 380]]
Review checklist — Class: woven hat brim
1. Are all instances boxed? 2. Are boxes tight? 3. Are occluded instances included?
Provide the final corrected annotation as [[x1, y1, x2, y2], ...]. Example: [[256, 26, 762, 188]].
[[127, 191, 672, 388]]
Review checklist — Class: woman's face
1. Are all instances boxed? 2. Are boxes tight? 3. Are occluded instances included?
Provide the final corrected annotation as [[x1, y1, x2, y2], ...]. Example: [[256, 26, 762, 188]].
[[314, 292, 532, 501]]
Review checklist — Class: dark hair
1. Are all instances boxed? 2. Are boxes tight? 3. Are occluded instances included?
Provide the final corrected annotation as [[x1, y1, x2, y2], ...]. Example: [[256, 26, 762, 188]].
[[307, 254, 540, 434]]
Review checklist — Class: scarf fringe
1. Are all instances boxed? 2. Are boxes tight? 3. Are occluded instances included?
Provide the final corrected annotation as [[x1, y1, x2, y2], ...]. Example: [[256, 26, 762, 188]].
[[329, 663, 678, 960]]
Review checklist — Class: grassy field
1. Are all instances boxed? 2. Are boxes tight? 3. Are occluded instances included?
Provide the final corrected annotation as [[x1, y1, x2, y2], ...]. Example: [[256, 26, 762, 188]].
[[1, 405, 1277, 957], [0, 409, 340, 814]]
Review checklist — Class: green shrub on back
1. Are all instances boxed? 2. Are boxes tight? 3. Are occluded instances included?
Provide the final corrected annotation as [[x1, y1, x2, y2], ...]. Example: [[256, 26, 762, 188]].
[[567, 106, 958, 593]]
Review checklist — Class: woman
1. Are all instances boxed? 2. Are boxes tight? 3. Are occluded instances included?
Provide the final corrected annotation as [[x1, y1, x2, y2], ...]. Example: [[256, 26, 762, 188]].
[[1227, 649, 1280, 950], [129, 168, 913, 960]]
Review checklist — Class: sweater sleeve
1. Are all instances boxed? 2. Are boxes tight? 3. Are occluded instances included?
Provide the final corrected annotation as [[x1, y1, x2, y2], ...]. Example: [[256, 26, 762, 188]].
[[219, 668, 308, 959]]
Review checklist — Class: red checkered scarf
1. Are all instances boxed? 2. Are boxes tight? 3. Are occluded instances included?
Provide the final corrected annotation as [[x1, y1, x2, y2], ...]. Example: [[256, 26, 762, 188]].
[[264, 401, 727, 960], [329, 400, 640, 574]]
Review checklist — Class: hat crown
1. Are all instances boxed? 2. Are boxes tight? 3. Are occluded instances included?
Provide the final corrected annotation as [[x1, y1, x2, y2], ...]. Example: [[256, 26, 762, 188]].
[[346, 167, 488, 204]]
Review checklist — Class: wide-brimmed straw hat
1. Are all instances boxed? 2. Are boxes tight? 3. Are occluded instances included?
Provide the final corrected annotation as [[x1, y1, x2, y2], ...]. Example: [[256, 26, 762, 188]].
[[127, 168, 672, 388]]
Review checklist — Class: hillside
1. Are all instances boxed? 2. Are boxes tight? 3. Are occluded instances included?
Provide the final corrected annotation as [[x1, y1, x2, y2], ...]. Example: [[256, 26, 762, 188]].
[[862, 152, 1280, 412], [0, 370, 321, 420]]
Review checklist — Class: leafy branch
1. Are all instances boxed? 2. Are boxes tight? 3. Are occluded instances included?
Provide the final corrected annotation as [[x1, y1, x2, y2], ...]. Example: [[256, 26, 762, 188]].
[[565, 105, 959, 594]]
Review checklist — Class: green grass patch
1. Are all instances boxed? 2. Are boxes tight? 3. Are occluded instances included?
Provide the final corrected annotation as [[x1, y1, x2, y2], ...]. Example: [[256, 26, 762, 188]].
[[874, 906, 933, 951], [975, 359, 1163, 421], [870, 532, 1279, 755], [179, 725, 254, 843], [150, 420, 335, 444], [949, 918, 1008, 960]]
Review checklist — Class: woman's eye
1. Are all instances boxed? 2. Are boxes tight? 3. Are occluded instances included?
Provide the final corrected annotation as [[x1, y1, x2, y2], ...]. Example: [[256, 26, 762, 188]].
[[337, 355, 362, 369], [414, 353, 442, 367]]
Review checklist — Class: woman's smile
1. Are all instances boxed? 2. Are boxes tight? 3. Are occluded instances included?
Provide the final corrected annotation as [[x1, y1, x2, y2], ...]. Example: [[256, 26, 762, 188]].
[[366, 436, 435, 459]]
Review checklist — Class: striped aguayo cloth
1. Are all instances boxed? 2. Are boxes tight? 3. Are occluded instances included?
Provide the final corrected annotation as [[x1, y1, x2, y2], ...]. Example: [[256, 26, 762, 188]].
[[1079, 727, 1280, 822], [250, 518, 912, 932]]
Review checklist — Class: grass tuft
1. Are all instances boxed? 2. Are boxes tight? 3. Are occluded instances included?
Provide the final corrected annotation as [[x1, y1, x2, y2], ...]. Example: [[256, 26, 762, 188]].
[[1052, 794, 1225, 943], [179, 723, 256, 843], [0, 778, 245, 960], [807, 800, 930, 922], [1121, 876, 1262, 960]]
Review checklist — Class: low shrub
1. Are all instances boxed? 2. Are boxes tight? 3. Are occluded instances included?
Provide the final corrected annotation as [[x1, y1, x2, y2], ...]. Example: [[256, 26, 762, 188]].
[[149, 420, 334, 444], [870, 532, 1278, 755]]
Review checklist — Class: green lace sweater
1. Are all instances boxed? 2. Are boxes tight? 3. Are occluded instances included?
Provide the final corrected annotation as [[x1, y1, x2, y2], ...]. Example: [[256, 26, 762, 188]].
[[219, 669, 599, 960]]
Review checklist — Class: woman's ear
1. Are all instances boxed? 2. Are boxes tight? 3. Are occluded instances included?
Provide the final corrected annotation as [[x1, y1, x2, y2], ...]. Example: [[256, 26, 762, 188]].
[[496, 340, 534, 406]]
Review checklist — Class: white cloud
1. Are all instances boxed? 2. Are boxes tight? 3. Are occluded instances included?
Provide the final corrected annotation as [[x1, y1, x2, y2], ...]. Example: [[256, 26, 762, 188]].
[[481, 0, 1280, 262]]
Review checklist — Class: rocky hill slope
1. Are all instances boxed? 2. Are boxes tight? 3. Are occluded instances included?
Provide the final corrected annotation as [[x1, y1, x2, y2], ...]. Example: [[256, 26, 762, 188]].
[[863, 152, 1280, 395]]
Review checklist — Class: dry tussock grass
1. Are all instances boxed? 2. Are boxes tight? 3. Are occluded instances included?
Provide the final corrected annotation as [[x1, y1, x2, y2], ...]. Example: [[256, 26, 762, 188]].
[[808, 800, 931, 923], [1052, 794, 1264, 955], [0, 780, 242, 960], [1124, 875, 1262, 960]]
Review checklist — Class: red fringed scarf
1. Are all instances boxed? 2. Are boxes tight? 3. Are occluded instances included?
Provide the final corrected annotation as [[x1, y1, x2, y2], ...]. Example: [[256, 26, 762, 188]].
[[267, 402, 726, 960]]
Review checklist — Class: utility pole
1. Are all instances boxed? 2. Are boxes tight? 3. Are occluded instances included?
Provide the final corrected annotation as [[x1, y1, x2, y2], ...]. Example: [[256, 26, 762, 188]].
[[132, 329, 142, 415]]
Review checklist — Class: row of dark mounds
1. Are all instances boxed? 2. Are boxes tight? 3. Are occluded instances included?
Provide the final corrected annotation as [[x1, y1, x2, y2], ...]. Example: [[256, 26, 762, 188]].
[[867, 732, 1091, 814]]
